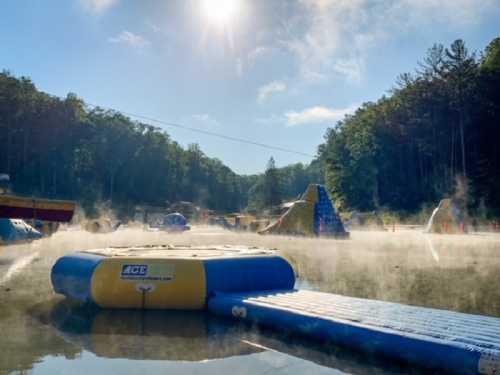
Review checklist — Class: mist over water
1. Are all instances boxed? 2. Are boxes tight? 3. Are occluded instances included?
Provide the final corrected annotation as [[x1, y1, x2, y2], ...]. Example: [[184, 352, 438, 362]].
[[281, 230, 500, 317], [0, 226, 498, 374], [2, 226, 499, 315]]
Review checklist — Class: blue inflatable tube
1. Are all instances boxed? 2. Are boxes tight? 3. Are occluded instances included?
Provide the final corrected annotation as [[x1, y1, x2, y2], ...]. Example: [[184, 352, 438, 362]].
[[204, 256, 294, 296], [51, 252, 105, 302], [208, 290, 500, 375]]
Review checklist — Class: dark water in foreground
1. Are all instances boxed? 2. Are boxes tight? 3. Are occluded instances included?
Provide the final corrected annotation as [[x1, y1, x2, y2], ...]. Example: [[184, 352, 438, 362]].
[[1, 227, 499, 374], [20, 300, 431, 375]]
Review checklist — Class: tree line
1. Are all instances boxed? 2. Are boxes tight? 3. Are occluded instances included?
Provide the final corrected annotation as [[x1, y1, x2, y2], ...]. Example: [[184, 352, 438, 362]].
[[0, 72, 251, 216], [2, 37, 499, 219], [318, 38, 500, 217], [0, 71, 319, 217], [245, 157, 323, 211]]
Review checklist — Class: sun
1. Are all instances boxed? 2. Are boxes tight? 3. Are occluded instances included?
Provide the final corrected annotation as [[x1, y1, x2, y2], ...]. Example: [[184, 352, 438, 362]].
[[201, 0, 241, 28]]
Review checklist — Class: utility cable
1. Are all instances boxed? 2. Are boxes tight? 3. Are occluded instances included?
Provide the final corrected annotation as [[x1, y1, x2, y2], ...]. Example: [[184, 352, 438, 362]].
[[86, 103, 315, 158]]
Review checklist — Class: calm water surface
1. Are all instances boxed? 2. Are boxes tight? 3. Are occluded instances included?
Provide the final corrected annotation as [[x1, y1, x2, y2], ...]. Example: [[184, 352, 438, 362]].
[[1, 226, 499, 374]]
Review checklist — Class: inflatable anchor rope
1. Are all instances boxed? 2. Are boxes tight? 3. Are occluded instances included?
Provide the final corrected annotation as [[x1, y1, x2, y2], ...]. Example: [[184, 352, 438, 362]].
[[136, 284, 156, 309]]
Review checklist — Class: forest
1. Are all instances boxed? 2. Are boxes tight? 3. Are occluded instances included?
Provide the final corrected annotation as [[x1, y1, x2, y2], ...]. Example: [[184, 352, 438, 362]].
[[1, 37, 499, 218], [0, 71, 318, 216], [319, 38, 500, 217]]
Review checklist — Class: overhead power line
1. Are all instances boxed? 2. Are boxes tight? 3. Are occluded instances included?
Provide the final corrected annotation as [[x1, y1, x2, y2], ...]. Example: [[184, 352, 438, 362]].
[[86, 103, 315, 158]]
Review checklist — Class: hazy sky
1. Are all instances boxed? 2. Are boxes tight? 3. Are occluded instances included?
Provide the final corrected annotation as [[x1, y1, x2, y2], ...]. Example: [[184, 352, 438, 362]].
[[1, 0, 499, 174]]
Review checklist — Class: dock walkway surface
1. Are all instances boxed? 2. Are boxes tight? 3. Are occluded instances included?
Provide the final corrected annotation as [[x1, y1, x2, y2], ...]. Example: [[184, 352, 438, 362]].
[[208, 289, 500, 375]]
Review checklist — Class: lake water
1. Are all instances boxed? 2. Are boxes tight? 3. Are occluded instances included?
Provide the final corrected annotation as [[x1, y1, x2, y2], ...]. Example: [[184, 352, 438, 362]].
[[1, 226, 499, 374]]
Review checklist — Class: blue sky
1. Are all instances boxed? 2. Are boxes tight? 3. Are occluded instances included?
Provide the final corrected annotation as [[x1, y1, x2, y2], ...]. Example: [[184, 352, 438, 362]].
[[1, 0, 499, 174]]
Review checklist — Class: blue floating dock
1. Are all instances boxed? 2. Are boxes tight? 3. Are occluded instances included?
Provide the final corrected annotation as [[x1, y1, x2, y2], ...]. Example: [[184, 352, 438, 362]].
[[208, 289, 500, 375]]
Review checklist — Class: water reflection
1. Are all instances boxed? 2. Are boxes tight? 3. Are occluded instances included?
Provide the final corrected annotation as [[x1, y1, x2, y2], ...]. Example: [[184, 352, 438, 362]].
[[25, 300, 438, 375], [42, 300, 261, 361]]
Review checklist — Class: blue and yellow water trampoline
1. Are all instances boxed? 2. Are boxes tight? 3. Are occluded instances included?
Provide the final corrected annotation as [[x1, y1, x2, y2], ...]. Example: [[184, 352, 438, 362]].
[[51, 245, 294, 310], [52, 245, 500, 375]]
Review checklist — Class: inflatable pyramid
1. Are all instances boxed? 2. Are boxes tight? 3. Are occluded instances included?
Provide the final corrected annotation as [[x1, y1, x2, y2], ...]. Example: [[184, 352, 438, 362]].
[[259, 184, 349, 238]]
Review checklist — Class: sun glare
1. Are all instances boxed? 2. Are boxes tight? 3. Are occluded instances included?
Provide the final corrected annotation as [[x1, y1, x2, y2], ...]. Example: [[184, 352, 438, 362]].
[[202, 0, 240, 27]]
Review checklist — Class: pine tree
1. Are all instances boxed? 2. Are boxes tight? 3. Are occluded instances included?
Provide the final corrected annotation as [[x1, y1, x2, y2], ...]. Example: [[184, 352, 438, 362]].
[[263, 157, 282, 208]]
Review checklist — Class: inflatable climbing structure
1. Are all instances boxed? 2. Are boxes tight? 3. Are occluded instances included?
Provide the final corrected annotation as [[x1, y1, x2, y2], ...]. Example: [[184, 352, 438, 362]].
[[259, 184, 348, 238]]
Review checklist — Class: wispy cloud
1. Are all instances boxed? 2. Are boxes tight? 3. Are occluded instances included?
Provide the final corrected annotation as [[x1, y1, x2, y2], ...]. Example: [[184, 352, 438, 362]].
[[256, 104, 358, 127], [248, 46, 272, 66], [80, 0, 118, 14], [284, 0, 496, 84], [333, 58, 364, 83], [389, 0, 497, 28], [286, 0, 381, 84], [108, 31, 150, 48], [285, 104, 358, 126], [258, 81, 287, 103], [237, 46, 273, 76]]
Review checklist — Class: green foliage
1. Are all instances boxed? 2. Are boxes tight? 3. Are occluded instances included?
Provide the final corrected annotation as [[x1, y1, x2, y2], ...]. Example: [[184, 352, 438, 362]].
[[321, 107, 378, 211], [0, 71, 250, 216], [262, 157, 282, 208], [319, 38, 500, 216], [0, 71, 323, 217], [482, 38, 500, 71], [246, 158, 324, 211]]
